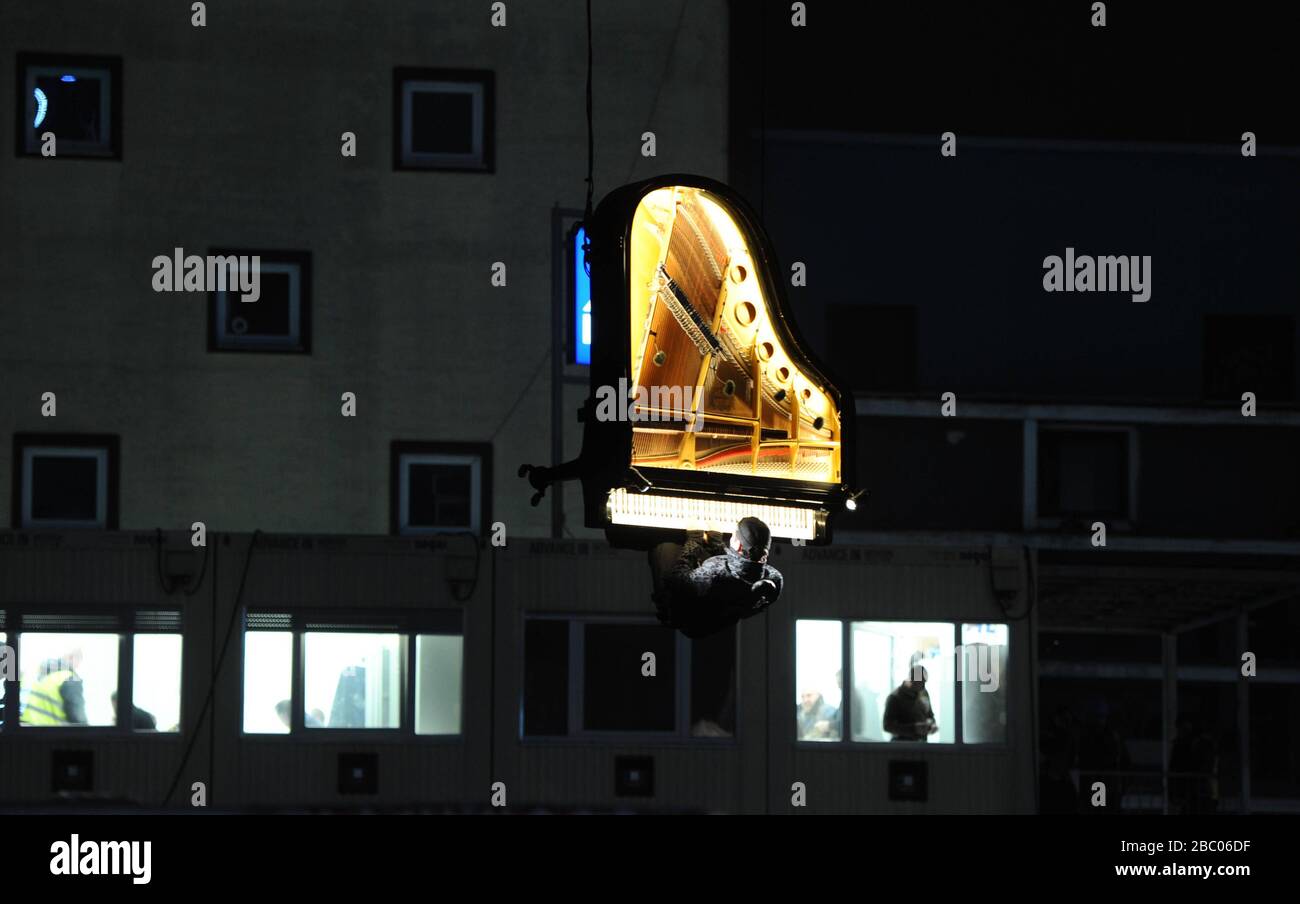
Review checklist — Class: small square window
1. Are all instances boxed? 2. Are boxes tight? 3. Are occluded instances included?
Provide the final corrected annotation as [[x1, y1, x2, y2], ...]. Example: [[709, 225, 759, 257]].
[[1203, 314, 1296, 402], [16, 53, 122, 159], [391, 442, 492, 536], [394, 68, 494, 172], [14, 434, 119, 530], [1037, 426, 1135, 526], [208, 250, 311, 353]]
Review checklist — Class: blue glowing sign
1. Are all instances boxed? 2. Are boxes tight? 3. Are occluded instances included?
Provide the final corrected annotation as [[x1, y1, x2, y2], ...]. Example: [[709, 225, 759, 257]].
[[60, 74, 77, 83], [33, 87, 47, 128], [573, 225, 591, 365]]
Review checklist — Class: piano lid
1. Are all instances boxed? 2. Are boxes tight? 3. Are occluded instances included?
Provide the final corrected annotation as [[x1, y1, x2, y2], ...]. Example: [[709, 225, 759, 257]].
[[520, 175, 860, 548]]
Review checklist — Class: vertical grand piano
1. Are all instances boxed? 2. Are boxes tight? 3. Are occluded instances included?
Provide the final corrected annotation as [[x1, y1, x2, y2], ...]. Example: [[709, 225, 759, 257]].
[[521, 175, 860, 547]]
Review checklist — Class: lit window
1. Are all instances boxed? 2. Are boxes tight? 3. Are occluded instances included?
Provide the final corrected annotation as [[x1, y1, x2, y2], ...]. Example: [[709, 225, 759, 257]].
[[392, 442, 491, 535], [241, 612, 463, 736], [415, 634, 463, 735], [798, 619, 1011, 745], [851, 621, 955, 744], [394, 68, 494, 171], [572, 224, 592, 366], [303, 632, 402, 729], [960, 623, 1008, 744], [796, 620, 842, 742], [16, 53, 121, 158], [208, 250, 311, 353], [15, 434, 118, 530], [132, 633, 182, 732], [18, 632, 119, 727], [243, 629, 292, 734]]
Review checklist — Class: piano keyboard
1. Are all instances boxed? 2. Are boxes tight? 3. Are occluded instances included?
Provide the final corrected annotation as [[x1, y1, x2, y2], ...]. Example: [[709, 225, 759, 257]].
[[606, 487, 819, 540]]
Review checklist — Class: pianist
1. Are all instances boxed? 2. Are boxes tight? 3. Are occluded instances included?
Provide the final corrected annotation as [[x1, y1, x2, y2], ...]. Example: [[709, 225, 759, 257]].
[[648, 516, 784, 639]]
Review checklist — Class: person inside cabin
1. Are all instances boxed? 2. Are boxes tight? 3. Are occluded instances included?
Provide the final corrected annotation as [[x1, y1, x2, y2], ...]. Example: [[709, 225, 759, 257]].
[[797, 687, 841, 741], [883, 658, 939, 742], [20, 648, 87, 726], [648, 516, 783, 639]]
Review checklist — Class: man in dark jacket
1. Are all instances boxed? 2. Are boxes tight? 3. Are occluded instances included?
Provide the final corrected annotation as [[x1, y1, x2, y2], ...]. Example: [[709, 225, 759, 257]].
[[648, 516, 783, 639], [883, 664, 939, 741]]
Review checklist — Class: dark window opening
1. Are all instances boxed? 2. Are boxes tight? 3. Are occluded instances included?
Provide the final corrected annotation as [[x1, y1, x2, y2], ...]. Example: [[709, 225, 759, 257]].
[[390, 442, 492, 536], [522, 618, 735, 739], [1203, 314, 1296, 402], [1038, 429, 1131, 523], [13, 434, 118, 530], [583, 623, 676, 732], [523, 620, 569, 736], [394, 68, 494, 172], [208, 250, 311, 353], [689, 625, 737, 737]]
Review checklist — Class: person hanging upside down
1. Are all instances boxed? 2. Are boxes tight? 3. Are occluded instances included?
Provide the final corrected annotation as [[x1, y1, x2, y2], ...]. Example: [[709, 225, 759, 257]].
[[648, 516, 784, 639]]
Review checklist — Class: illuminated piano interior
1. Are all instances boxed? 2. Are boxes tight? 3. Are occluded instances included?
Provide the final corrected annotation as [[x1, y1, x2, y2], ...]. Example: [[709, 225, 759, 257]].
[[627, 186, 843, 485], [518, 180, 853, 544]]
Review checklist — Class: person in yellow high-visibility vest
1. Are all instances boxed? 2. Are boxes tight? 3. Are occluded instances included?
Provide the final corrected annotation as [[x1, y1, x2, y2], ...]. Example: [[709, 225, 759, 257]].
[[20, 649, 86, 726]]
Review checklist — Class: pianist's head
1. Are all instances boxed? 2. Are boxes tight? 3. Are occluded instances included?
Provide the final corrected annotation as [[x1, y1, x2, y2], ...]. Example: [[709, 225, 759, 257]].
[[730, 517, 772, 564]]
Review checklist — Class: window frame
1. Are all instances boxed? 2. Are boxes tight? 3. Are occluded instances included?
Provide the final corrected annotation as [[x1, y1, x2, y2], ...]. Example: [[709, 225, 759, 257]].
[[1031, 422, 1139, 531], [206, 248, 312, 354], [392, 67, 495, 172], [794, 618, 1012, 751], [240, 609, 464, 742], [2, 607, 183, 737], [15, 52, 123, 160], [390, 441, 492, 537], [13, 433, 120, 530], [519, 613, 740, 745]]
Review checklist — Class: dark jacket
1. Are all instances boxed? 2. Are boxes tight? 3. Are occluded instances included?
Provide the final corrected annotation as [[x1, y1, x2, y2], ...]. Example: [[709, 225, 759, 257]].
[[883, 682, 935, 741], [658, 534, 783, 639]]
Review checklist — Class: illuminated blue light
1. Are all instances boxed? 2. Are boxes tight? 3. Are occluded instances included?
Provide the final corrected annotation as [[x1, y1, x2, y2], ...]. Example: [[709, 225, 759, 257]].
[[33, 87, 48, 128], [60, 74, 77, 83], [573, 225, 592, 366]]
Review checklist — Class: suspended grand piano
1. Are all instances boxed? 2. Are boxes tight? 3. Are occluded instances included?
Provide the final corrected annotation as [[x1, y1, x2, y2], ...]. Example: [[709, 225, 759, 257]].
[[521, 175, 860, 548]]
